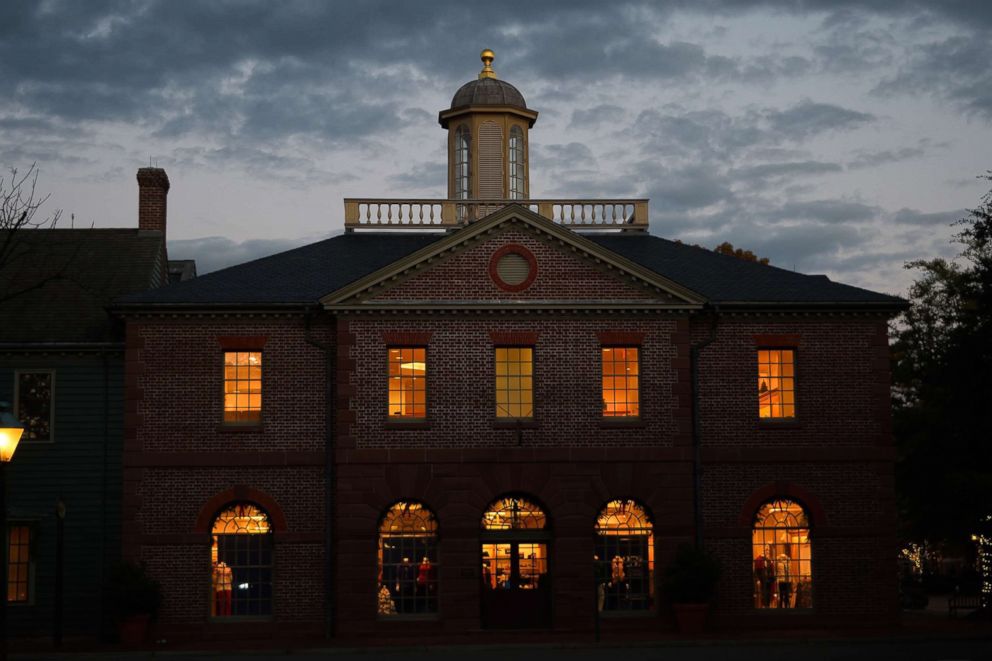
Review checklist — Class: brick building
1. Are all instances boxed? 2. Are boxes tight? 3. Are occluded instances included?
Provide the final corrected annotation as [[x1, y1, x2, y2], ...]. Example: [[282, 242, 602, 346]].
[[116, 51, 905, 641]]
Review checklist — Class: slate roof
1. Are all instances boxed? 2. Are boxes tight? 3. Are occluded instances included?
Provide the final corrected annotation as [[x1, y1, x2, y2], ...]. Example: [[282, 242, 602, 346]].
[[115, 230, 905, 310], [0, 228, 165, 343]]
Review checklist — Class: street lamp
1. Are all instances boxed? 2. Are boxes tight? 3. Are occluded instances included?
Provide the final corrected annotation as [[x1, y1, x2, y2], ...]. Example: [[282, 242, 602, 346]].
[[0, 400, 24, 661]]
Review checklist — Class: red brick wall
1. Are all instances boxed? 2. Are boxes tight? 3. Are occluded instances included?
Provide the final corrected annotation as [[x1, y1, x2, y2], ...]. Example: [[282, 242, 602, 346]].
[[693, 316, 892, 447], [369, 227, 669, 302], [344, 317, 685, 449], [123, 301, 898, 636], [123, 315, 332, 637]]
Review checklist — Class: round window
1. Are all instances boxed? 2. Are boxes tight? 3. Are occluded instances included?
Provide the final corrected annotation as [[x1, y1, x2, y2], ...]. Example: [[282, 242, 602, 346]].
[[489, 245, 537, 291]]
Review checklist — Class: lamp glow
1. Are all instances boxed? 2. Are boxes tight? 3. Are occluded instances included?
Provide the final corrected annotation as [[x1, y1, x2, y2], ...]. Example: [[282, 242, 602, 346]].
[[0, 401, 24, 462]]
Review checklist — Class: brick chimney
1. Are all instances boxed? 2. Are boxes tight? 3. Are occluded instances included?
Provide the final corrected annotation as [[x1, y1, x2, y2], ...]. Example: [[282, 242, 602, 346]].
[[136, 167, 170, 234]]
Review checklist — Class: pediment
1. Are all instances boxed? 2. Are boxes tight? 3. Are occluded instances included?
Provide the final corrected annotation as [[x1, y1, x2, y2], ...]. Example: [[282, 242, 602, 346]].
[[321, 205, 705, 311]]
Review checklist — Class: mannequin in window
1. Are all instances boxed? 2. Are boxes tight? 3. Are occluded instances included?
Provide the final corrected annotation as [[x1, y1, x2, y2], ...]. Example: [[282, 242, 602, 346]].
[[775, 552, 792, 608], [212, 560, 233, 617], [398, 556, 416, 612], [754, 546, 775, 608], [482, 551, 493, 589], [611, 555, 625, 583]]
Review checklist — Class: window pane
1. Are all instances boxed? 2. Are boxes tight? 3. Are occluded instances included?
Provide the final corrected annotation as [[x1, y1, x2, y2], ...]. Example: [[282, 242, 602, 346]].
[[7, 525, 31, 603], [378, 502, 438, 616], [602, 347, 640, 417], [495, 347, 534, 418], [212, 504, 272, 617], [758, 349, 796, 419], [16, 372, 52, 442], [223, 352, 262, 423], [387, 347, 428, 419], [595, 500, 654, 612], [752, 499, 812, 609]]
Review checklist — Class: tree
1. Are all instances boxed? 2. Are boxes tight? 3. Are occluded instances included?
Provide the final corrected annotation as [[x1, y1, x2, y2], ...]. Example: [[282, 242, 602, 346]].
[[892, 172, 992, 543], [713, 241, 770, 265], [674, 240, 772, 265], [0, 164, 73, 304]]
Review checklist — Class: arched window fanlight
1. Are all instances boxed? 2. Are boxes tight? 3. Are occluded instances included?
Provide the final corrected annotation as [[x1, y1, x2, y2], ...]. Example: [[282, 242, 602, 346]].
[[377, 501, 439, 616], [210, 502, 272, 617], [481, 496, 547, 530], [508, 126, 525, 199], [752, 498, 812, 609], [594, 499, 654, 612]]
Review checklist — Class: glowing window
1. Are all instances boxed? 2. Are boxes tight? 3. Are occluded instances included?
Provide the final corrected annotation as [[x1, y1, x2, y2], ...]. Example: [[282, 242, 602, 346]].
[[495, 347, 533, 419], [752, 498, 812, 609], [509, 126, 525, 199], [602, 347, 640, 417], [377, 502, 438, 616], [223, 351, 262, 424], [6, 525, 31, 603], [482, 496, 546, 531], [595, 500, 654, 612], [210, 503, 271, 617], [758, 349, 795, 419], [388, 348, 427, 419]]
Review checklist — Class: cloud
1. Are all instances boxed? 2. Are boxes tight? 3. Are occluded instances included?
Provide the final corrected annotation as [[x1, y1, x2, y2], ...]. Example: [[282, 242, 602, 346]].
[[770, 199, 879, 224], [890, 207, 965, 227], [764, 100, 875, 140], [168, 234, 335, 274], [875, 33, 992, 121], [569, 105, 624, 129]]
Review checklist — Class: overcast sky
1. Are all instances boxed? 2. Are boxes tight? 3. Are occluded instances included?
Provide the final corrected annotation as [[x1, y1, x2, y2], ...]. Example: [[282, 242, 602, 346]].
[[3, 1, 991, 295]]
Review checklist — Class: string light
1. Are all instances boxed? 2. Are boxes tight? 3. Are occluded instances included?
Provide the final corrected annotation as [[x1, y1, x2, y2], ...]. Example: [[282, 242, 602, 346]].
[[972, 515, 991, 608]]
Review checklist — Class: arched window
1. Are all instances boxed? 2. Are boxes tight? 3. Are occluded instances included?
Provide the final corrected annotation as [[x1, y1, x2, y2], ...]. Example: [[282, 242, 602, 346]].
[[752, 498, 812, 609], [378, 501, 438, 616], [455, 125, 470, 200], [508, 126, 525, 199], [210, 503, 272, 617], [481, 496, 549, 596], [595, 500, 654, 612]]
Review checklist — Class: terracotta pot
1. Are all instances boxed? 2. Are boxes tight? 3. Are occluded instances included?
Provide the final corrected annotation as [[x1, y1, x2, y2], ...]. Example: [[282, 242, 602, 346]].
[[672, 602, 708, 635], [119, 613, 151, 645]]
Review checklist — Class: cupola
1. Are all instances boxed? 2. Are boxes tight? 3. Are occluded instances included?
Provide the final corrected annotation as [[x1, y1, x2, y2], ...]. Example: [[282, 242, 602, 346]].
[[439, 50, 538, 201]]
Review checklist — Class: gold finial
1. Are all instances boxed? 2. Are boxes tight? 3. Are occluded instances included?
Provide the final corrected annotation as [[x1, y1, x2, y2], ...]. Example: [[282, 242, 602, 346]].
[[479, 49, 497, 79]]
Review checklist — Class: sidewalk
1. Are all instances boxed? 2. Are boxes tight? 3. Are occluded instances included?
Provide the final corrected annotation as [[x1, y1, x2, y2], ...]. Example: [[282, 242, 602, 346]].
[[10, 609, 991, 659]]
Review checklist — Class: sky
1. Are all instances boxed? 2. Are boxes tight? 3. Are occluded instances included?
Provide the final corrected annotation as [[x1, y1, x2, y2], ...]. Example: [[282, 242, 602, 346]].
[[2, 1, 991, 296]]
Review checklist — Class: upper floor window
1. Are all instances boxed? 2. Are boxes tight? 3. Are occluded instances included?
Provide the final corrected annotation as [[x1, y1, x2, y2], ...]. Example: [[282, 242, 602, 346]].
[[455, 125, 470, 200], [508, 126, 525, 199], [211, 503, 272, 617], [758, 349, 795, 419], [378, 501, 438, 616], [223, 352, 262, 424], [6, 525, 32, 603], [752, 498, 812, 609], [602, 347, 639, 418], [495, 347, 533, 419], [388, 348, 426, 419], [15, 371, 53, 442]]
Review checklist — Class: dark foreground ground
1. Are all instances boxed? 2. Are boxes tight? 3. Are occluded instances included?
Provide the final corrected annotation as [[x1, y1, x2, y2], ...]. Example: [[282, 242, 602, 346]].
[[11, 637, 992, 661], [11, 609, 992, 661]]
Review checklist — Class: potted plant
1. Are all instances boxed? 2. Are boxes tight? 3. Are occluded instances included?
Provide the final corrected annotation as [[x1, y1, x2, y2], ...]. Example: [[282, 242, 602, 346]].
[[662, 544, 721, 634], [107, 560, 162, 645]]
